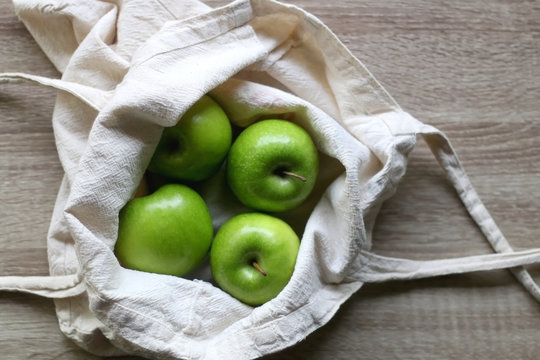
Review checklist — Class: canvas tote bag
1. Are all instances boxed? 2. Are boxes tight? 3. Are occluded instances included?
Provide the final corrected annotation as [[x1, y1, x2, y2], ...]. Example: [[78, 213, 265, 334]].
[[1, 0, 539, 359]]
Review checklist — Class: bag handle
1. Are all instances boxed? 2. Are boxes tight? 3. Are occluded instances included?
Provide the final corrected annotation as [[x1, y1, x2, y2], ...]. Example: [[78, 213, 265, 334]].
[[0, 72, 96, 299], [0, 274, 85, 298], [356, 113, 540, 302], [0, 72, 110, 111], [358, 248, 540, 283]]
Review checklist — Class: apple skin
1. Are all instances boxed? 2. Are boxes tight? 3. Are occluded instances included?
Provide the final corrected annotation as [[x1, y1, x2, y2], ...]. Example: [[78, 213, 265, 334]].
[[226, 119, 318, 213], [148, 95, 232, 182], [115, 184, 213, 277], [210, 212, 300, 306]]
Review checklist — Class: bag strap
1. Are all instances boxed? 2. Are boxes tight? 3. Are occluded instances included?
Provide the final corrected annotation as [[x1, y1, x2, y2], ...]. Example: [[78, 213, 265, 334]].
[[358, 248, 540, 283], [355, 113, 540, 302], [0, 72, 96, 299], [0, 274, 85, 298], [0, 72, 111, 111]]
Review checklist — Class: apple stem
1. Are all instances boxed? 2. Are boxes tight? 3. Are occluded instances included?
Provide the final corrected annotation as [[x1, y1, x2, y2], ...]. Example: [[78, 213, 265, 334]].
[[252, 261, 267, 277], [282, 170, 307, 183]]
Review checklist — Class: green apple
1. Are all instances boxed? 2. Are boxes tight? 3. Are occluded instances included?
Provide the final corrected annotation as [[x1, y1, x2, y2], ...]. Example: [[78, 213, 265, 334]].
[[148, 95, 232, 182], [115, 184, 213, 277], [226, 119, 319, 212], [210, 212, 300, 306]]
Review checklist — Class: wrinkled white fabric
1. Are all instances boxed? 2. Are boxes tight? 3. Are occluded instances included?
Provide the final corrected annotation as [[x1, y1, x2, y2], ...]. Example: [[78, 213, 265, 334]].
[[1, 0, 539, 359]]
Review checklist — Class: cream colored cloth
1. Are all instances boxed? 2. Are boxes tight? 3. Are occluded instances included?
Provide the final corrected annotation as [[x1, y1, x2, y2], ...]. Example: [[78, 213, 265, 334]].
[[1, 0, 539, 359]]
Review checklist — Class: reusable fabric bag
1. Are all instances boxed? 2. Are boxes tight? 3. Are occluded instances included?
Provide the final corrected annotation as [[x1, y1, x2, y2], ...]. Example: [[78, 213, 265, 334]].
[[1, 0, 539, 359]]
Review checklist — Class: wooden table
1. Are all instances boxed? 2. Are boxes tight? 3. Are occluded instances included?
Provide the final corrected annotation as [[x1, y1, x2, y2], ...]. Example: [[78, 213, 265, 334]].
[[1, 0, 539, 359]]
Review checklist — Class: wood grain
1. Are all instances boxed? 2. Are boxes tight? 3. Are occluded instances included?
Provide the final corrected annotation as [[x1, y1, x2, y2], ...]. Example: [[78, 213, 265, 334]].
[[1, 0, 539, 359]]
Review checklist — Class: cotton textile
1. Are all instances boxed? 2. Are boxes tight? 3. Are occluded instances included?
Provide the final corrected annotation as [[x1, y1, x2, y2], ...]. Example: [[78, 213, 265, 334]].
[[1, 0, 539, 359]]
